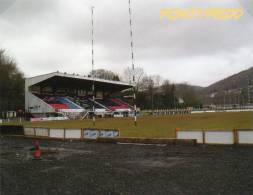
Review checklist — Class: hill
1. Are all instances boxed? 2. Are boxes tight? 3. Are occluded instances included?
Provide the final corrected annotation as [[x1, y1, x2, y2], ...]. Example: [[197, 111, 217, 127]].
[[204, 67, 253, 93], [201, 67, 253, 105]]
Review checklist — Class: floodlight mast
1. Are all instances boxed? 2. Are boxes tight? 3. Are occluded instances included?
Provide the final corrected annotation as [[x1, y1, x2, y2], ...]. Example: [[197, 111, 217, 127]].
[[128, 0, 137, 126], [91, 6, 95, 126]]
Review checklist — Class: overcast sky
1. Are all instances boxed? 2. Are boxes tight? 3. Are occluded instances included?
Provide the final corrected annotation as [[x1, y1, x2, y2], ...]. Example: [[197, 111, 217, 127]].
[[0, 0, 252, 86]]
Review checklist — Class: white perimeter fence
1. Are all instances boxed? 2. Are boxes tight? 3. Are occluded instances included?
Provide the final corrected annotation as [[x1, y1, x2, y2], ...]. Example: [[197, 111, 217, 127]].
[[24, 127, 120, 139], [177, 129, 253, 145]]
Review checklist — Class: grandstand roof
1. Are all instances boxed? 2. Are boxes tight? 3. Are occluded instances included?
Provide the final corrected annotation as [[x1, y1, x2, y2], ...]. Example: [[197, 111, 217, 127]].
[[25, 72, 133, 92]]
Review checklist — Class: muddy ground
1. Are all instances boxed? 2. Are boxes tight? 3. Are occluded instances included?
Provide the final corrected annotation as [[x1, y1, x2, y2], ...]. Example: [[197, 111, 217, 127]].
[[0, 136, 253, 195]]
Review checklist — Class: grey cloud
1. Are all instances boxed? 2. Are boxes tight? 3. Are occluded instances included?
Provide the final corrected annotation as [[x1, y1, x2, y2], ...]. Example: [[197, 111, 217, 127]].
[[0, 0, 252, 86], [0, 0, 16, 14]]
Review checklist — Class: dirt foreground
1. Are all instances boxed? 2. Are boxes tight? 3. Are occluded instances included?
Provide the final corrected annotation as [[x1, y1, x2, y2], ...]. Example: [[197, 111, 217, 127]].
[[1, 136, 253, 195]]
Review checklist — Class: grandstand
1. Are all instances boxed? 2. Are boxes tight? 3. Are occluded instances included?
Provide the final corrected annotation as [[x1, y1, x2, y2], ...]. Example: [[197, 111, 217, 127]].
[[25, 72, 133, 119]]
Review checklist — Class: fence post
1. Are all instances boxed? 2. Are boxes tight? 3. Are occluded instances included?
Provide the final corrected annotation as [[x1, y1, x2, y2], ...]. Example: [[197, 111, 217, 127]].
[[81, 128, 84, 140], [233, 129, 238, 145], [175, 128, 180, 138], [202, 131, 205, 144]]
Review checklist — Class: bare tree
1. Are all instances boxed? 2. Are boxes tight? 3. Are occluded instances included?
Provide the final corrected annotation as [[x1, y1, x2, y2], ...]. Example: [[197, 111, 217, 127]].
[[90, 69, 120, 81], [139, 76, 154, 91], [122, 67, 145, 91], [151, 75, 162, 87]]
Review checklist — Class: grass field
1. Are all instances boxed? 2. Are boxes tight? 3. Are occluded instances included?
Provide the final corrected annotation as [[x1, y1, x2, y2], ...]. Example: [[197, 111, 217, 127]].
[[7, 111, 252, 138]]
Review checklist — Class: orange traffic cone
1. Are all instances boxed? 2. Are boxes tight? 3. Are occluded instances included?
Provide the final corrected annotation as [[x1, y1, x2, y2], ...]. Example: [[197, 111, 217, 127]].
[[32, 140, 42, 159], [33, 149, 41, 159]]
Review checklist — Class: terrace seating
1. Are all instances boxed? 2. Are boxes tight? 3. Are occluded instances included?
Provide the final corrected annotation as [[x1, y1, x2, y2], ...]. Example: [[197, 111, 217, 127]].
[[37, 94, 131, 114], [41, 96, 82, 110], [96, 99, 118, 107], [42, 96, 66, 109], [57, 97, 82, 109], [69, 97, 105, 110], [50, 103, 69, 109], [96, 98, 132, 111], [110, 98, 131, 109]]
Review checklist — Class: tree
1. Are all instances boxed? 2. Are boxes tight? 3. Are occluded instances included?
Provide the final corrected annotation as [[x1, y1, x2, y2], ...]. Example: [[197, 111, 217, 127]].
[[0, 49, 24, 114], [123, 67, 145, 92], [176, 83, 202, 107], [240, 88, 248, 105], [151, 75, 162, 87], [138, 76, 153, 91], [161, 80, 176, 108], [138, 76, 155, 109], [90, 69, 120, 81]]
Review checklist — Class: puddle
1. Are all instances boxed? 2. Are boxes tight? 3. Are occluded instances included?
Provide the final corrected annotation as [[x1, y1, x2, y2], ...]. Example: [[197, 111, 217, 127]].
[[126, 157, 186, 168], [33, 147, 92, 161], [41, 166, 63, 173]]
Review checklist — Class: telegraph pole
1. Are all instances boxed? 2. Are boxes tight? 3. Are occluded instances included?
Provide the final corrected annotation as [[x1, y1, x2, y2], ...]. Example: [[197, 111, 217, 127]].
[[91, 6, 95, 126], [128, 0, 137, 126]]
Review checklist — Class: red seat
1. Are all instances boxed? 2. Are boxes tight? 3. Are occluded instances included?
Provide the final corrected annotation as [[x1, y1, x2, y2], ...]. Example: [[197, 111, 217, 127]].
[[49, 104, 69, 109], [110, 99, 130, 109]]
